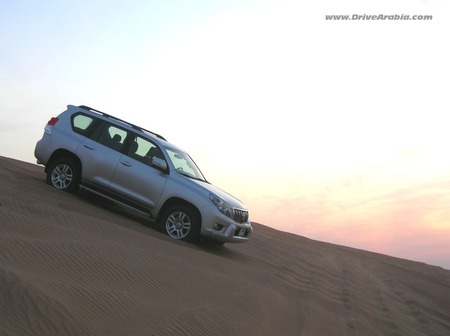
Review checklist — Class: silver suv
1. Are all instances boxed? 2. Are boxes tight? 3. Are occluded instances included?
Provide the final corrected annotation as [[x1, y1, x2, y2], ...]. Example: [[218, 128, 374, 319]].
[[34, 105, 252, 244]]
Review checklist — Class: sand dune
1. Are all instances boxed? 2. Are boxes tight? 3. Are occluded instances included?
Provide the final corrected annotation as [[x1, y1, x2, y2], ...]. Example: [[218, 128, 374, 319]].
[[1, 155, 449, 336]]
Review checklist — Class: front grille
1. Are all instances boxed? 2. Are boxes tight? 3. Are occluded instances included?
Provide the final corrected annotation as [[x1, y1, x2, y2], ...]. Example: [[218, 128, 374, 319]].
[[232, 209, 249, 223]]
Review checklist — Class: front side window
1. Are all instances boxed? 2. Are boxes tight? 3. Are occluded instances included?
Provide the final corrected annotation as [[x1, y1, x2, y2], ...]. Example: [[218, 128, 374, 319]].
[[128, 135, 165, 166]]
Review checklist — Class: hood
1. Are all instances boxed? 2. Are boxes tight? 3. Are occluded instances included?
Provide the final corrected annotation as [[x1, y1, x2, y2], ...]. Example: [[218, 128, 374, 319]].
[[173, 173, 247, 210], [196, 179, 247, 209]]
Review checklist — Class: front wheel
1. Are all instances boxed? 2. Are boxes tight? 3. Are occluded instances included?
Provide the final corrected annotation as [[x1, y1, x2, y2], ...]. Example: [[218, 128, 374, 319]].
[[46, 158, 80, 193], [159, 205, 200, 242]]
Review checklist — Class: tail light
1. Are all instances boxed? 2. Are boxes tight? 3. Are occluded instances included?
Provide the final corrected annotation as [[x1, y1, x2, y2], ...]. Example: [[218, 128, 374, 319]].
[[44, 117, 59, 134], [47, 117, 59, 126]]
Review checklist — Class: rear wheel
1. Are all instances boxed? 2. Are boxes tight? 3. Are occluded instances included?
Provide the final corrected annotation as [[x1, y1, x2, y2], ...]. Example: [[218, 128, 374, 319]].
[[46, 158, 80, 192], [160, 204, 200, 242]]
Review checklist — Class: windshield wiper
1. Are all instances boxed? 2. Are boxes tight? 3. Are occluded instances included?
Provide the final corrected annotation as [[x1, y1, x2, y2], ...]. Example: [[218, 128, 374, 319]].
[[177, 170, 205, 182]]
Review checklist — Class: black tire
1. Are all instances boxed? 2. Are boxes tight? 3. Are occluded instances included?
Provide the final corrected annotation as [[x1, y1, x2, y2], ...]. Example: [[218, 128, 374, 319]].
[[159, 204, 200, 242], [46, 158, 80, 193]]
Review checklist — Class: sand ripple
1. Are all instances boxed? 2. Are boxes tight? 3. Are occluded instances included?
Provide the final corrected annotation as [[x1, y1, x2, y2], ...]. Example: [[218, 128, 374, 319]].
[[1, 156, 450, 336]]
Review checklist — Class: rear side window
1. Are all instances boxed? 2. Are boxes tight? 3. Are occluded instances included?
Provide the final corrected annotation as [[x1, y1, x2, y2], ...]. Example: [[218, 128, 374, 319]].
[[72, 114, 95, 135], [97, 124, 128, 152]]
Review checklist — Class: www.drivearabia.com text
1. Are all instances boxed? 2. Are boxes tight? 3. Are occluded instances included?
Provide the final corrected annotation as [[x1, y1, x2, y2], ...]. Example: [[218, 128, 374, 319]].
[[325, 14, 432, 21]]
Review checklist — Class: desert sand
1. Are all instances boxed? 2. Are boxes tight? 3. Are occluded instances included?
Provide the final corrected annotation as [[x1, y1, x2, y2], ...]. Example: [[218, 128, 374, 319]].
[[1, 155, 449, 336]]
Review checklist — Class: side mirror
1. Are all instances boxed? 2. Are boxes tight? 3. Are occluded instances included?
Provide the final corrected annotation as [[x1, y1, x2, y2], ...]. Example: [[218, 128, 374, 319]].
[[151, 157, 168, 172]]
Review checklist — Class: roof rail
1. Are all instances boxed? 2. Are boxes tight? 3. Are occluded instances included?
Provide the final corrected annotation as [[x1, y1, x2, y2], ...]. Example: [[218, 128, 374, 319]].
[[78, 105, 167, 141]]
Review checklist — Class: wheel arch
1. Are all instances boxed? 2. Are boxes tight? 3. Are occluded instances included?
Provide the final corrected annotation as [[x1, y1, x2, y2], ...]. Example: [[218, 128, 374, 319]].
[[157, 197, 202, 225], [45, 149, 82, 175]]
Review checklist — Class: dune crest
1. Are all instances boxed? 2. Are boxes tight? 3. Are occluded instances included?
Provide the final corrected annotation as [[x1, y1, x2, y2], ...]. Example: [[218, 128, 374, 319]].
[[1, 156, 449, 336]]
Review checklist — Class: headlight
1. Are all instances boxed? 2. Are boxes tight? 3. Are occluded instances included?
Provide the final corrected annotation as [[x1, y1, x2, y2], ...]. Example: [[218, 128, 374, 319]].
[[209, 193, 232, 218]]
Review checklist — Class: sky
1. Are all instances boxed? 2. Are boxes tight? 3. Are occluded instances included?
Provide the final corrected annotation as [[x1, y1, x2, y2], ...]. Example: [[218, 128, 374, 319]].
[[1, 0, 449, 269]]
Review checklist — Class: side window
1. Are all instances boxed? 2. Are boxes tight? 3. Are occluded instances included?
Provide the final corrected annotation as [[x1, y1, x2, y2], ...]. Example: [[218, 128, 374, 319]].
[[72, 114, 95, 135], [128, 135, 165, 166], [97, 124, 128, 152]]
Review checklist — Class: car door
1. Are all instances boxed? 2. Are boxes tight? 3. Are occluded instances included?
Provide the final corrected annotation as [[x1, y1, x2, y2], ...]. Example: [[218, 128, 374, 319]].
[[109, 134, 168, 210], [76, 121, 128, 190]]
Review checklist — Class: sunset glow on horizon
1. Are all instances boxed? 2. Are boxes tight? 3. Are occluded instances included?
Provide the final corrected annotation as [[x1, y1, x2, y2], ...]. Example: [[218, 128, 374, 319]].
[[1, 0, 449, 268]]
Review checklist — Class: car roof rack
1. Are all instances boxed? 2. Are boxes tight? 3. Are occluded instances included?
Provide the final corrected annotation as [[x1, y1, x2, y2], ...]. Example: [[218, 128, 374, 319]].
[[78, 105, 167, 141]]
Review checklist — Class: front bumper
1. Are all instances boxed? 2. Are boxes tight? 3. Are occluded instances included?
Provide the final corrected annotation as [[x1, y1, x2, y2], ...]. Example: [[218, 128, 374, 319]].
[[201, 209, 253, 243]]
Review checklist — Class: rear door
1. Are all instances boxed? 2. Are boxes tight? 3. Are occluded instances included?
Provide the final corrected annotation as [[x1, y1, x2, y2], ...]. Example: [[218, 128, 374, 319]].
[[76, 120, 129, 189], [109, 134, 168, 210]]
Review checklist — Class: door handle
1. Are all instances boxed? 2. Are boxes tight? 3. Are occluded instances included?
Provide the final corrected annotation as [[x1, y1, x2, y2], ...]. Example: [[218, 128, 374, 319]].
[[120, 161, 132, 167], [83, 144, 94, 150]]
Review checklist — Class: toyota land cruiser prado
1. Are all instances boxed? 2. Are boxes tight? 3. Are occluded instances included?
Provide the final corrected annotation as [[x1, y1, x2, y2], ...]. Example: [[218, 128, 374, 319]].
[[34, 105, 252, 244]]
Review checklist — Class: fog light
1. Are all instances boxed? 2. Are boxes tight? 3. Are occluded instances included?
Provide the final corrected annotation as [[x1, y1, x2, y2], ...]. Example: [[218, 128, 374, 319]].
[[213, 223, 224, 231]]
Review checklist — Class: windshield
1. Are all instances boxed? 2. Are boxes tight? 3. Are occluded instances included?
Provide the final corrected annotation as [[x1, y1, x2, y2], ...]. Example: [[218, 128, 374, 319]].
[[164, 147, 206, 181]]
